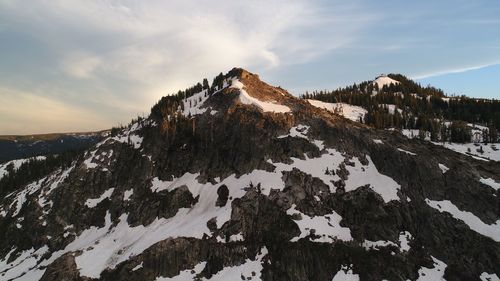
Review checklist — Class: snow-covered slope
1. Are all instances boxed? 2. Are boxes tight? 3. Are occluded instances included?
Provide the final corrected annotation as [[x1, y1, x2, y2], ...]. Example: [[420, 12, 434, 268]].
[[307, 99, 367, 122], [399, 128, 500, 162], [373, 75, 400, 89], [436, 142, 500, 162], [0, 156, 46, 180]]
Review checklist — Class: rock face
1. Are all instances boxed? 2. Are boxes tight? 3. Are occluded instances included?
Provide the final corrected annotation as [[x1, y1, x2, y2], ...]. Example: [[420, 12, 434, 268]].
[[0, 68, 499, 281]]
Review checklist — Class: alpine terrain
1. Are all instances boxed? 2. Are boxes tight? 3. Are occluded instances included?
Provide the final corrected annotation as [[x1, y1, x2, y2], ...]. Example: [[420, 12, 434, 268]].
[[0, 68, 499, 281], [0, 132, 107, 164]]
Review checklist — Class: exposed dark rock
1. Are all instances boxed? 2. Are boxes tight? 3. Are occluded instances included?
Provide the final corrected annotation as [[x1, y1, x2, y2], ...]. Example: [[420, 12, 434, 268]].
[[41, 253, 88, 281], [216, 184, 229, 207], [1, 68, 499, 281]]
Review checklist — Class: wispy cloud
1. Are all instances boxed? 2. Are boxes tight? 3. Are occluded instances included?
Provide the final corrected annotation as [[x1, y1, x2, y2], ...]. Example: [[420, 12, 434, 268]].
[[1, 0, 499, 133], [412, 62, 500, 80], [61, 52, 102, 79], [0, 0, 375, 134]]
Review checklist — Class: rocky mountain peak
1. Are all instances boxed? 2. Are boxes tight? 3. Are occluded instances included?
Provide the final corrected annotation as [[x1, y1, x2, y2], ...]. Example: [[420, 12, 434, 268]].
[[225, 67, 256, 80], [166, 67, 325, 122], [217, 67, 297, 114], [0, 68, 499, 281]]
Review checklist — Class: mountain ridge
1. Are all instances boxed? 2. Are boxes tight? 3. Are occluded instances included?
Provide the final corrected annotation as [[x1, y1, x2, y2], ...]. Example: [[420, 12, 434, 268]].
[[0, 131, 108, 164], [0, 67, 499, 281]]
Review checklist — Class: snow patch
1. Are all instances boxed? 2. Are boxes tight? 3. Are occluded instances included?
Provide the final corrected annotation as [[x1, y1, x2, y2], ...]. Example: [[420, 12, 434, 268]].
[[277, 124, 324, 150], [362, 231, 411, 252], [307, 100, 366, 122], [85, 188, 115, 208], [156, 247, 268, 281], [155, 262, 207, 281], [397, 148, 417, 156], [480, 177, 500, 191], [123, 189, 134, 201], [0, 246, 48, 281], [399, 231, 412, 252], [435, 142, 500, 162], [181, 90, 210, 117], [228, 233, 244, 242], [9, 179, 45, 217], [438, 164, 449, 174], [132, 262, 143, 272], [426, 199, 500, 242], [83, 151, 98, 169], [287, 205, 352, 242], [362, 240, 397, 250], [480, 272, 500, 281], [400, 129, 431, 141], [332, 265, 359, 281], [110, 122, 144, 149], [150, 177, 176, 193], [203, 247, 267, 281], [37, 165, 75, 213], [278, 124, 310, 140], [373, 75, 400, 90], [270, 151, 401, 203], [416, 256, 446, 281]]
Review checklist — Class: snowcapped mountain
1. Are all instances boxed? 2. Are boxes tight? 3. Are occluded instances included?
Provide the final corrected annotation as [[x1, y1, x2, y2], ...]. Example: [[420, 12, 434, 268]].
[[0, 68, 499, 281]]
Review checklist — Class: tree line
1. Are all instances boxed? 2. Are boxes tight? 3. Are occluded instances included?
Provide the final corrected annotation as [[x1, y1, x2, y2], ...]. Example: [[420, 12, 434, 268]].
[[301, 74, 500, 143]]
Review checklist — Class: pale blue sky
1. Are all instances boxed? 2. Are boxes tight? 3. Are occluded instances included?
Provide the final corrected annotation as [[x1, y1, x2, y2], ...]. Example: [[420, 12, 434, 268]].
[[0, 0, 499, 134]]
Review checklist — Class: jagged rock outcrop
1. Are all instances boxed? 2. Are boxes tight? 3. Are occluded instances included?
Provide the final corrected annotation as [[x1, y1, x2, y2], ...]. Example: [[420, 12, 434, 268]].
[[0, 68, 499, 281]]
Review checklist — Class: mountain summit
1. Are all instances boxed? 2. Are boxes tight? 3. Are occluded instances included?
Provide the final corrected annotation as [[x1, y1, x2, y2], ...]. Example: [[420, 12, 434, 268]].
[[0, 68, 499, 281]]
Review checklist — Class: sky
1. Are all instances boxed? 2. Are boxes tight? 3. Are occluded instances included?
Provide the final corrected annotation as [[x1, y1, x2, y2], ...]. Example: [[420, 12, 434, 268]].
[[1, 0, 499, 135]]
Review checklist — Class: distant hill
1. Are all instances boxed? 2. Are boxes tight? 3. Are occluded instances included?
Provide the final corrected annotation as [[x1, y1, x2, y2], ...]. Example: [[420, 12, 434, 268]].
[[302, 73, 500, 144], [0, 131, 109, 163]]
